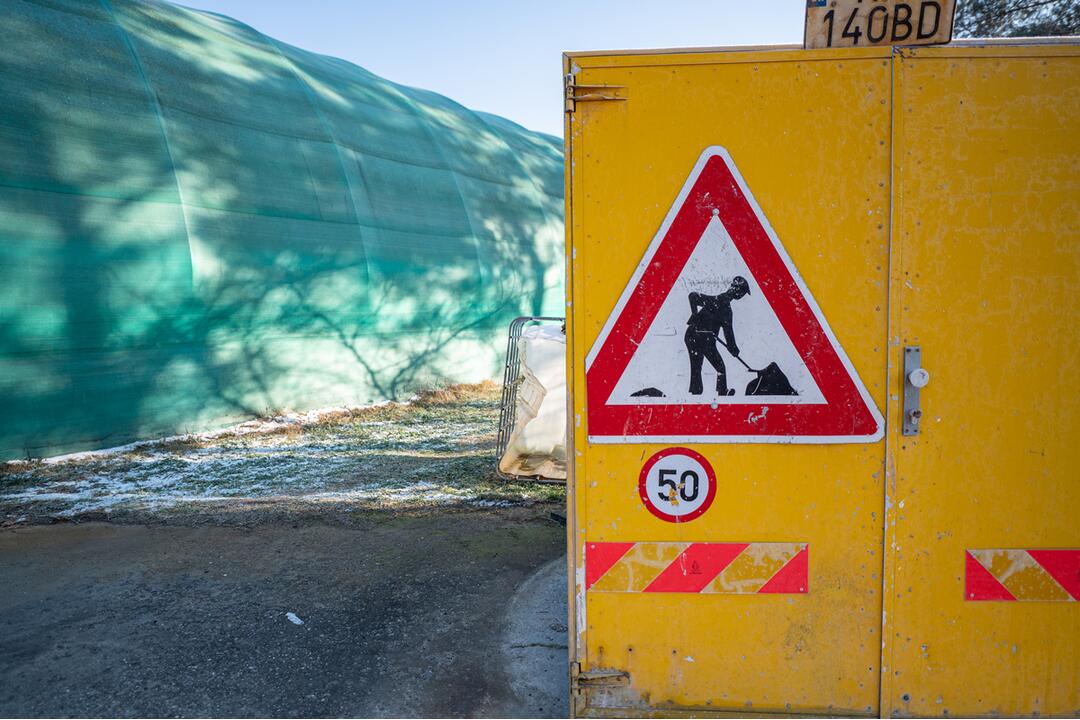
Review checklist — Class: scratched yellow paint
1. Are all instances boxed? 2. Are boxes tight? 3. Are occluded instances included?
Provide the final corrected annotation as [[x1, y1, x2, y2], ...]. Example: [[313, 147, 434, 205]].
[[565, 46, 892, 716], [881, 44, 1080, 718], [566, 40, 1080, 719]]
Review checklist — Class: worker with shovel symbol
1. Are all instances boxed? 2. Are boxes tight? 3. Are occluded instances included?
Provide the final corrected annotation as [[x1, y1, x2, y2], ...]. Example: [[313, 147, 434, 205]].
[[685, 276, 750, 396]]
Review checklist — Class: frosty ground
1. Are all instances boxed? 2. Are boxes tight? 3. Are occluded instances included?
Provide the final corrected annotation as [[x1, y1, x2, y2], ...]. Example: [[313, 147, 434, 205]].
[[0, 382, 562, 524], [0, 383, 569, 717]]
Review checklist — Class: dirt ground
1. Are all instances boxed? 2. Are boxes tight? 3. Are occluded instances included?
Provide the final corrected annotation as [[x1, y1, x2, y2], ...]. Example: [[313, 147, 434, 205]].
[[0, 384, 571, 718]]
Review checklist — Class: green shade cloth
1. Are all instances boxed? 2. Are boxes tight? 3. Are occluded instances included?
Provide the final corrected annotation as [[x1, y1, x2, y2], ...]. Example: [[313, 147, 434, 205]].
[[0, 0, 564, 460]]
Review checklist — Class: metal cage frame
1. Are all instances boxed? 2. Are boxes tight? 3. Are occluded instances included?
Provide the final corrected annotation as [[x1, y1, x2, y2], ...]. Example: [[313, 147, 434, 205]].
[[495, 315, 566, 484]]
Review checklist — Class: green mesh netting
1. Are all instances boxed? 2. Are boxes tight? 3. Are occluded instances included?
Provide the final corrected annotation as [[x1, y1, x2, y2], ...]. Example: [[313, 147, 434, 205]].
[[0, 0, 564, 460]]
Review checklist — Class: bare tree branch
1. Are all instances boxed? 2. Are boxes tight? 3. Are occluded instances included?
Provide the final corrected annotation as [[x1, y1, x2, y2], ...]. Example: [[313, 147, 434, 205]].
[[954, 0, 1080, 37]]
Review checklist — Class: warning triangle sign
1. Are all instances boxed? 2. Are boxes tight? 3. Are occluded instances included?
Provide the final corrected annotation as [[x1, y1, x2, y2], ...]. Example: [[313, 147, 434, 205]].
[[585, 147, 883, 443]]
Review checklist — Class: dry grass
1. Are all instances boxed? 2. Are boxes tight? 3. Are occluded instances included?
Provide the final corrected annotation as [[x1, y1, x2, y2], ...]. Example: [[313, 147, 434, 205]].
[[414, 380, 501, 406]]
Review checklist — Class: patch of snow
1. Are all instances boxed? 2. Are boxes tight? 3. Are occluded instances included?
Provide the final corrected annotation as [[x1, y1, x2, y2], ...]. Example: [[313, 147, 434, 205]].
[[1, 450, 494, 514], [19, 401, 401, 466], [470, 499, 516, 508]]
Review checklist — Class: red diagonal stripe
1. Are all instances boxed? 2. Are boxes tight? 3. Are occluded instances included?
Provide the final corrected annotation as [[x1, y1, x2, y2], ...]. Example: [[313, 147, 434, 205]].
[[1027, 549, 1080, 601], [643, 543, 748, 593], [965, 551, 1017, 601], [758, 545, 809, 594], [585, 542, 634, 589]]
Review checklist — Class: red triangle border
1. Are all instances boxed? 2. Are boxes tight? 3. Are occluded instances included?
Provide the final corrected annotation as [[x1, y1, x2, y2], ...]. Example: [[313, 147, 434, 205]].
[[584, 147, 883, 443]]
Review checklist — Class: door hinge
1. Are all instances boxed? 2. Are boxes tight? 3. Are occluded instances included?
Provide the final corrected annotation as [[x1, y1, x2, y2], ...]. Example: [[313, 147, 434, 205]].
[[570, 662, 630, 693], [564, 74, 627, 113]]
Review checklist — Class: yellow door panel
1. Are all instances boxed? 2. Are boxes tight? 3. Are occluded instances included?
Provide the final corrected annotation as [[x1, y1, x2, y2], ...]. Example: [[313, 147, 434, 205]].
[[882, 45, 1080, 717], [566, 48, 892, 716]]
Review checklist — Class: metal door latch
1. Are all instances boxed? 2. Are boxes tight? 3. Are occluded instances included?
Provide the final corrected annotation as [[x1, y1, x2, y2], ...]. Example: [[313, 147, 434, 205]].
[[903, 346, 929, 436]]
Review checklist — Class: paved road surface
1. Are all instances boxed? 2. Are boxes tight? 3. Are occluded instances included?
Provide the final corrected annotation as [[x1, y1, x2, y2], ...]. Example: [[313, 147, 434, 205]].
[[0, 508, 568, 718]]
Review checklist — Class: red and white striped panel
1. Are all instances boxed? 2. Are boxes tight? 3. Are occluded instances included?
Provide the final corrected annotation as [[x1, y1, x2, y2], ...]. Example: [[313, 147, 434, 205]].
[[586, 541, 808, 594], [965, 549, 1080, 601]]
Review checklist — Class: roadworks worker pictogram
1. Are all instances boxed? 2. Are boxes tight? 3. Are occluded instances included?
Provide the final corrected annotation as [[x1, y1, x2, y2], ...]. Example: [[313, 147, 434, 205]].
[[585, 147, 883, 443]]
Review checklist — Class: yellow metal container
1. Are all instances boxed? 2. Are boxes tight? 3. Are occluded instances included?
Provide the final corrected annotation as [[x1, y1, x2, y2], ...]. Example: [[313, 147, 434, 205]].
[[564, 40, 1079, 717]]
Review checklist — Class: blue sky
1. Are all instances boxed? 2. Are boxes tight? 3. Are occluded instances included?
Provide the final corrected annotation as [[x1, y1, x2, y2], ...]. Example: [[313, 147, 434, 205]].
[[178, 0, 806, 137]]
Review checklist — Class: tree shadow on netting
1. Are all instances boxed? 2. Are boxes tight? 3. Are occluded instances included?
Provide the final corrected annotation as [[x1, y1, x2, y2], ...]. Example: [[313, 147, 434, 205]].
[[0, 0, 564, 460]]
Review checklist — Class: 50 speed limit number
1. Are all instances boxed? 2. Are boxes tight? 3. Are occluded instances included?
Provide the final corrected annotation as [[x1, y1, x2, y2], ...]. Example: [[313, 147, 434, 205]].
[[638, 447, 717, 523]]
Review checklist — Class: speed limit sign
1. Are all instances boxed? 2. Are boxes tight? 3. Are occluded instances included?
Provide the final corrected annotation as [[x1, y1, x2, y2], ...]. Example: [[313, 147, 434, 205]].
[[638, 447, 716, 523]]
